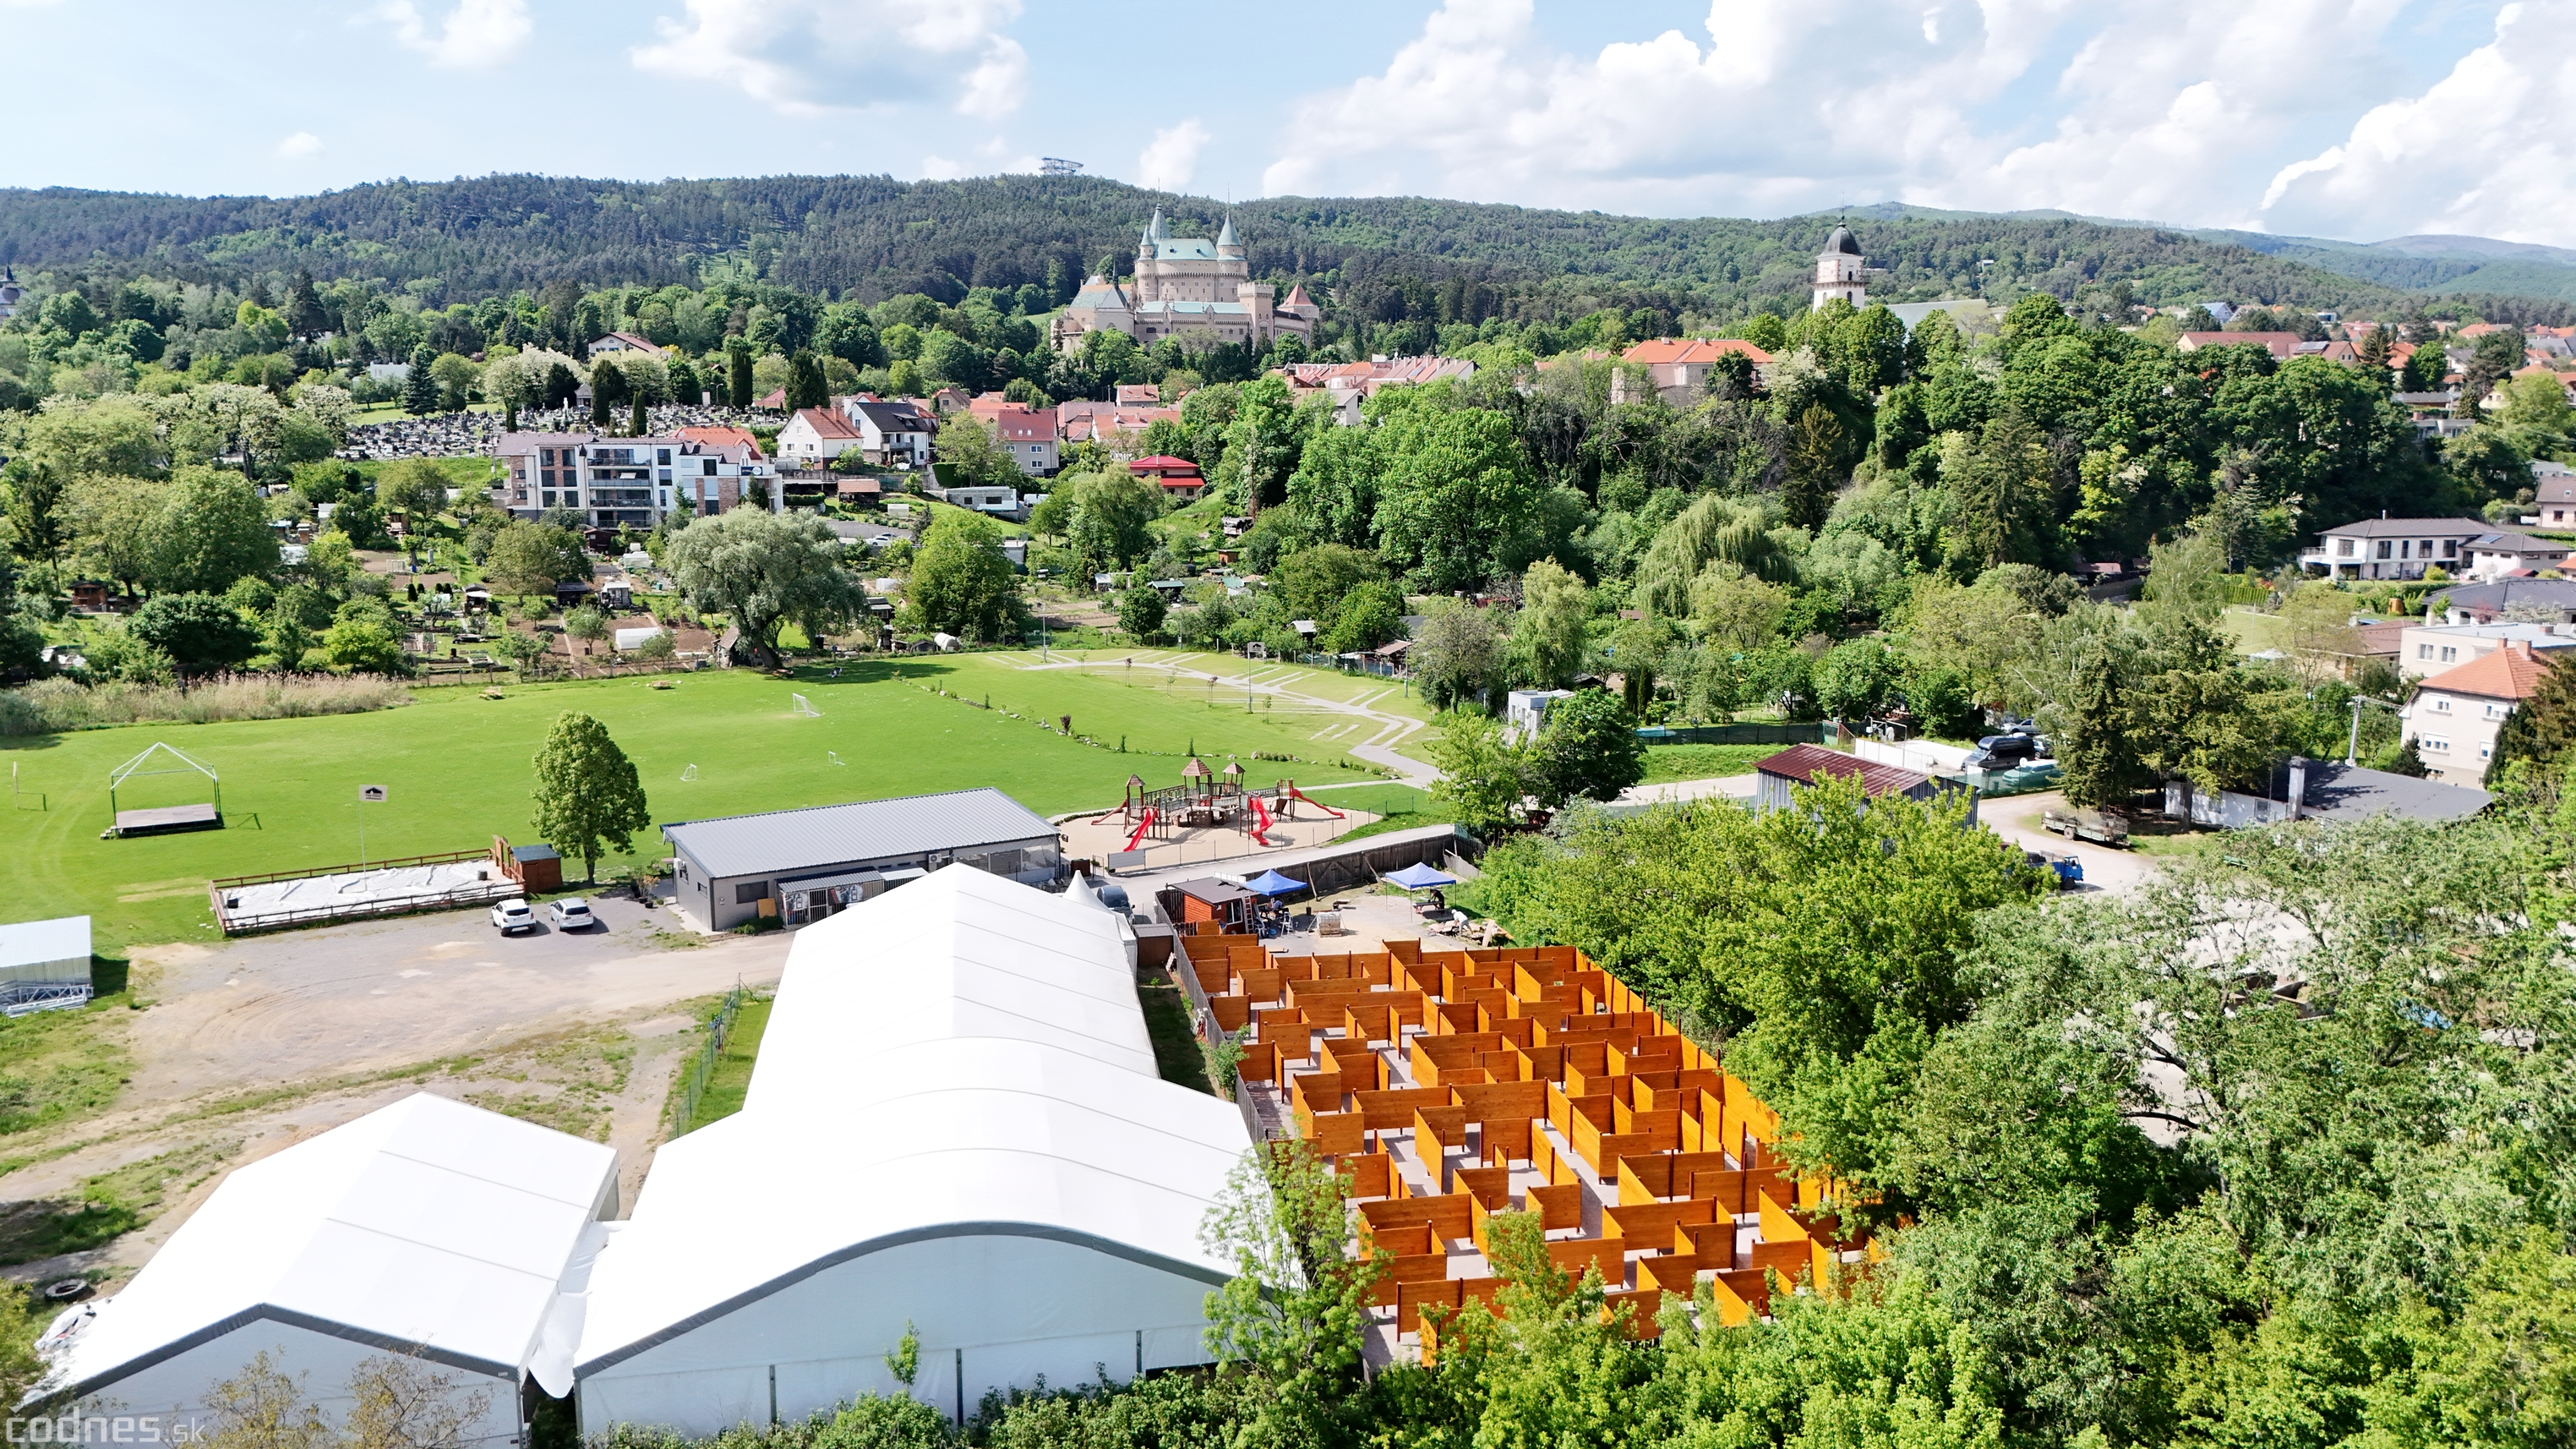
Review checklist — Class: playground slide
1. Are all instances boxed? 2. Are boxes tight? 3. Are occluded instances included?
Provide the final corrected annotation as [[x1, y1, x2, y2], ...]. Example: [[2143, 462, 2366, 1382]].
[[1123, 808, 1159, 853], [1248, 796, 1276, 846], [1281, 784, 1346, 819]]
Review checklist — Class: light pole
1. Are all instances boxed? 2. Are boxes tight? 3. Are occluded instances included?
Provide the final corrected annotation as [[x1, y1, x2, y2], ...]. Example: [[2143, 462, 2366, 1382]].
[[2346, 694, 2402, 764]]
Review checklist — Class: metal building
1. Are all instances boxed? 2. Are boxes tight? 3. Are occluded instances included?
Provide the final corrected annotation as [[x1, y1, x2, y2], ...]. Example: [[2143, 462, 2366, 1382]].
[[662, 788, 1065, 931]]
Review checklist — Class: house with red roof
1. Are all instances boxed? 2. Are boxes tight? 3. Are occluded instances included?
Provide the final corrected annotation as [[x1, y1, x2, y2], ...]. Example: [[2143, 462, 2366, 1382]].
[[996, 407, 1060, 475], [2403, 640, 2557, 785], [775, 407, 862, 468], [1751, 743, 1978, 821], [1130, 456, 1206, 500], [1612, 337, 1774, 406]]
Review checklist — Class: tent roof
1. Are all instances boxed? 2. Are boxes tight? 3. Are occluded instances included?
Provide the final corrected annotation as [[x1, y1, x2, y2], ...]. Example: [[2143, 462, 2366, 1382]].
[[0, 916, 89, 969], [574, 867, 1250, 1375], [45, 1094, 615, 1398]]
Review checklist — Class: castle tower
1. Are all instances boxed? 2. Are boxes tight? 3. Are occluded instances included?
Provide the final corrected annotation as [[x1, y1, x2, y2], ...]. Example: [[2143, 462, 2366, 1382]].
[[1217, 214, 1242, 261], [1812, 225, 1866, 311]]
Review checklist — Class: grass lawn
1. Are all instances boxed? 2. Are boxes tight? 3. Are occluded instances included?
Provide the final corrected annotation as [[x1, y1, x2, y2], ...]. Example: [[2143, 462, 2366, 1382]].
[[1136, 971, 1212, 1094], [2219, 607, 2289, 656], [1640, 743, 1776, 785], [672, 993, 773, 1134], [1302, 783, 1451, 841], [2, 652, 1403, 949]]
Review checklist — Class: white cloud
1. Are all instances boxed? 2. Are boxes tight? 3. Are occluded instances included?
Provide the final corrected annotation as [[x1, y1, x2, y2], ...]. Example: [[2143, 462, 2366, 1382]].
[[373, 0, 531, 68], [635, 0, 1028, 120], [1260, 0, 2489, 238], [276, 132, 324, 159], [2259, 1, 2576, 243], [1134, 119, 1211, 194], [920, 154, 964, 180]]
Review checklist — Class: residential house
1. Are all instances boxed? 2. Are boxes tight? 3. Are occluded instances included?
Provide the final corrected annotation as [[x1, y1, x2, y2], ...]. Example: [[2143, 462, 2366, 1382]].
[[2535, 461, 2576, 529], [775, 407, 864, 468], [1130, 456, 1205, 500], [925, 480, 1022, 517], [840, 400, 936, 468], [996, 407, 1060, 475], [2396, 621, 2576, 678], [490, 431, 771, 526], [1114, 384, 1164, 407], [2402, 641, 2554, 784], [2177, 332, 2307, 362], [1504, 689, 1575, 743], [679, 425, 765, 461], [2465, 530, 2576, 579], [1610, 338, 1773, 407], [753, 388, 788, 411], [2435, 577, 2576, 625], [2299, 517, 2489, 580], [1275, 356, 1476, 425], [587, 332, 664, 356], [930, 386, 973, 414], [1057, 402, 1174, 451]]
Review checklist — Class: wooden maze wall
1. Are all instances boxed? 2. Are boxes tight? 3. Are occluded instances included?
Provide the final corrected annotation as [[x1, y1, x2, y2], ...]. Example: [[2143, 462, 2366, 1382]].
[[1186, 937, 1870, 1353]]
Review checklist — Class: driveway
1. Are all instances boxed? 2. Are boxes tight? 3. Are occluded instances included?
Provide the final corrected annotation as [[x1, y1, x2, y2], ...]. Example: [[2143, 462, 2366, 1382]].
[[126, 889, 792, 1104], [1980, 791, 2163, 895]]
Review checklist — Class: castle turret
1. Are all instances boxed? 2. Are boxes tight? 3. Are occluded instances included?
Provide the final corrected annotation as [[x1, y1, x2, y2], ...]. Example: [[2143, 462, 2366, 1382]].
[[1217, 214, 1242, 260]]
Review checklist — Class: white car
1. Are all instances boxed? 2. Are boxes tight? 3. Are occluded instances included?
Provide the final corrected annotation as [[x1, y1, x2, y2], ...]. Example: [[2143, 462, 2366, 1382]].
[[490, 898, 534, 935], [548, 898, 595, 930]]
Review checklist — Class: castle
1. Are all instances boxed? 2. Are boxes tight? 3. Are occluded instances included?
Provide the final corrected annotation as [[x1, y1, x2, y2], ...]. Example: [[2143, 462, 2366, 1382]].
[[1051, 209, 1320, 354]]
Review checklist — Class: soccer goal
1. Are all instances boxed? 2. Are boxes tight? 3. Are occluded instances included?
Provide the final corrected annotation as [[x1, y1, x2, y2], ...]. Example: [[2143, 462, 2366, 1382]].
[[792, 693, 821, 717], [680, 764, 699, 781]]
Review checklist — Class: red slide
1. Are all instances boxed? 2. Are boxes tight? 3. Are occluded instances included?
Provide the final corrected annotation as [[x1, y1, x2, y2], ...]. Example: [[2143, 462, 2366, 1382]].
[[1123, 807, 1158, 853], [1281, 785, 1346, 819], [1248, 796, 1276, 846]]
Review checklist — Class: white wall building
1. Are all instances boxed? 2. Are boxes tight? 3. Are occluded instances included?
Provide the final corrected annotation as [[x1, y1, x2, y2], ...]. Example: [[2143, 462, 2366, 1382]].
[[571, 867, 1248, 1435], [491, 432, 770, 527], [1812, 227, 1866, 310], [2401, 640, 2552, 784], [34, 1095, 618, 1446]]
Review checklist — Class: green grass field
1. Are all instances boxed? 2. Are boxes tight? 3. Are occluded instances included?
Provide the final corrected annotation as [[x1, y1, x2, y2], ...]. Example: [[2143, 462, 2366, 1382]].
[[674, 994, 773, 1133], [2, 651, 1415, 949], [1640, 743, 1777, 784]]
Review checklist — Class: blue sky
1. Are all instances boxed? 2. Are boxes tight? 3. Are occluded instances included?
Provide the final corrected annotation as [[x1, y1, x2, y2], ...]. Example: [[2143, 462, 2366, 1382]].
[[7, 0, 2572, 244]]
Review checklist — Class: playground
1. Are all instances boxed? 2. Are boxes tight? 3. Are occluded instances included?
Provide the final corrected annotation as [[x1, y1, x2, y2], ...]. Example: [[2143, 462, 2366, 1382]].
[[1059, 761, 1379, 870], [0, 651, 1427, 949]]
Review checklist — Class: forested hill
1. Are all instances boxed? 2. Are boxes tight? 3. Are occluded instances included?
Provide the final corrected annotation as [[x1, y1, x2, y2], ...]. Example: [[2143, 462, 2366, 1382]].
[[0, 172, 2549, 323]]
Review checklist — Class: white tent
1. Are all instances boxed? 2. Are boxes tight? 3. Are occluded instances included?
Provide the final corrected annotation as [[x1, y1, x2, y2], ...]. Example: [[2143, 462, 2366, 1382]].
[[573, 867, 1251, 1435], [35, 1094, 617, 1446]]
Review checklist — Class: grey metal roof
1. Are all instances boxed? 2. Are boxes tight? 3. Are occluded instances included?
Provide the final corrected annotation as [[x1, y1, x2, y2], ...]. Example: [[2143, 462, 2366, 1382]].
[[662, 788, 1057, 879], [2437, 577, 2576, 610], [2300, 763, 2490, 824], [2313, 517, 2487, 539]]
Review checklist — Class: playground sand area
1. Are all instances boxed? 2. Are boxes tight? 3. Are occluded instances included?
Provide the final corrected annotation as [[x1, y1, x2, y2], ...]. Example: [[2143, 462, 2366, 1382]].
[[1059, 784, 1377, 872]]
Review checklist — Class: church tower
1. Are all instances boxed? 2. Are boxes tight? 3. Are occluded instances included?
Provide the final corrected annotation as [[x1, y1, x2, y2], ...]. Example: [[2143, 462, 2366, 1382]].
[[1812, 225, 1866, 310]]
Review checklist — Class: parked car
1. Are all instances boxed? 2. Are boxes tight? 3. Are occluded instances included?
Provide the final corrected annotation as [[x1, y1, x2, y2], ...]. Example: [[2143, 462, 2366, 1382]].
[[490, 898, 535, 935], [2024, 850, 2084, 889], [548, 898, 595, 930]]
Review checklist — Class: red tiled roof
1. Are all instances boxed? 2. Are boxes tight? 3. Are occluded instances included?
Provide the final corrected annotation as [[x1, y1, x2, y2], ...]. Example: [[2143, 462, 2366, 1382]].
[[1129, 456, 1201, 477], [2418, 640, 2554, 701], [1622, 337, 1772, 366], [679, 425, 764, 460], [1755, 743, 1933, 796], [997, 410, 1057, 442], [789, 407, 861, 440]]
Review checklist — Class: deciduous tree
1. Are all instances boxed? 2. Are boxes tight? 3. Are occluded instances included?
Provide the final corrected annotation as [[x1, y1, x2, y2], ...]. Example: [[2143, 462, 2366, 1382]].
[[529, 710, 651, 883]]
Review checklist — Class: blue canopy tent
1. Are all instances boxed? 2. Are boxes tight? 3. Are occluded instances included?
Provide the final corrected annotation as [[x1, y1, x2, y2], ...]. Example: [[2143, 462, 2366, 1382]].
[[1243, 869, 1309, 896], [1385, 862, 1456, 889]]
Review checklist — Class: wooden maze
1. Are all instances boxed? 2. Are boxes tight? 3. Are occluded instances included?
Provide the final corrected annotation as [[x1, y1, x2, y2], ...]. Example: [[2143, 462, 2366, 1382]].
[[1186, 936, 1870, 1356]]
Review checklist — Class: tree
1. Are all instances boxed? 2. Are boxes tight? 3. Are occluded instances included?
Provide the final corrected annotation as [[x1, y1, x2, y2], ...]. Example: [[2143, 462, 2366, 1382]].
[[727, 340, 753, 408], [529, 711, 651, 883], [1411, 597, 1508, 711], [903, 511, 1024, 642], [402, 346, 440, 416], [374, 458, 448, 532], [199, 1350, 330, 1449], [1427, 710, 1532, 833], [323, 599, 408, 674], [483, 522, 588, 599], [1530, 688, 1645, 807], [564, 604, 609, 643], [0, 1282, 45, 1419], [4, 459, 66, 565], [2488, 648, 2576, 783], [1506, 559, 1588, 688], [664, 509, 867, 665], [934, 414, 1018, 489], [428, 353, 480, 412], [1118, 586, 1168, 641], [342, 1353, 494, 1449], [1198, 1141, 1380, 1449], [789, 347, 829, 410], [128, 592, 259, 671], [590, 359, 622, 430], [68, 476, 167, 599], [1373, 397, 1544, 593], [1059, 468, 1167, 574]]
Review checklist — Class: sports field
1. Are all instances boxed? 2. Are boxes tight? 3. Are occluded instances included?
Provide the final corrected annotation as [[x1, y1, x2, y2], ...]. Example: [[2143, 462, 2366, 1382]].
[[2, 651, 1431, 949]]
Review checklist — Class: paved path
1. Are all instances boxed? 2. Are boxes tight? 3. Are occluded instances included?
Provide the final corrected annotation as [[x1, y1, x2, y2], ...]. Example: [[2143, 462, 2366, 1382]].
[[1979, 790, 2162, 895]]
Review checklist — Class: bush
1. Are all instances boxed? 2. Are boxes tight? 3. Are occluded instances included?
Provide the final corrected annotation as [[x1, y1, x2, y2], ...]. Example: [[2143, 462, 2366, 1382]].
[[0, 674, 410, 735], [128, 593, 260, 671]]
